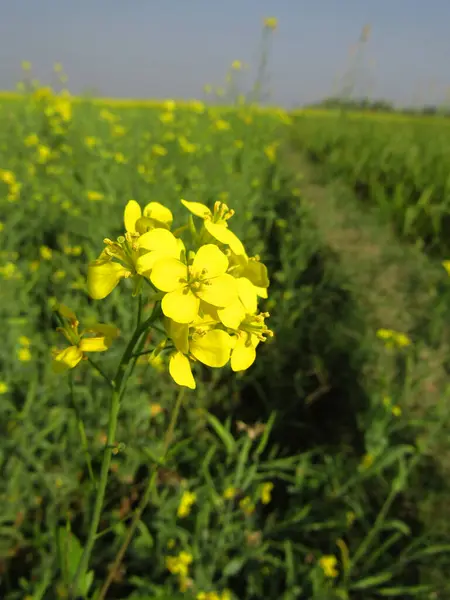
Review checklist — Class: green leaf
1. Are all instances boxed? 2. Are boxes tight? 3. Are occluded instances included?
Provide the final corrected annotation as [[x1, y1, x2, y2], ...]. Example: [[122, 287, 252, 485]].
[[223, 556, 246, 577], [205, 411, 236, 455], [377, 584, 435, 596], [350, 572, 394, 590]]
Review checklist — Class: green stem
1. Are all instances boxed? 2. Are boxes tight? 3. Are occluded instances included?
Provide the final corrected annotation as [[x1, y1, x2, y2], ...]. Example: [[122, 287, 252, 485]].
[[97, 389, 185, 600], [70, 300, 161, 598]]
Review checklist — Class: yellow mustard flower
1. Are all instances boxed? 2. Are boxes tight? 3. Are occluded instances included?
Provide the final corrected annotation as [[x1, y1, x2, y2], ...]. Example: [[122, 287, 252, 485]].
[[150, 244, 239, 324], [87, 202, 175, 300], [124, 199, 173, 234], [376, 328, 411, 349], [0, 382, 9, 394], [230, 312, 273, 372], [19, 336, 31, 346], [260, 482, 274, 505], [165, 550, 193, 578], [319, 555, 339, 578], [37, 145, 51, 163], [165, 317, 233, 389], [239, 496, 255, 516], [40, 246, 53, 260], [177, 490, 197, 518], [18, 347, 32, 362], [442, 260, 450, 276], [263, 17, 278, 30], [223, 486, 237, 500], [87, 191, 104, 202], [0, 169, 16, 185], [24, 134, 39, 147], [231, 60, 242, 70], [181, 199, 246, 256], [52, 303, 119, 373]]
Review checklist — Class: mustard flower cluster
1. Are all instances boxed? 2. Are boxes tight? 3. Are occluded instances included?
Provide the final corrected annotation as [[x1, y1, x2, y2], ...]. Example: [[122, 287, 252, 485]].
[[86, 198, 273, 389]]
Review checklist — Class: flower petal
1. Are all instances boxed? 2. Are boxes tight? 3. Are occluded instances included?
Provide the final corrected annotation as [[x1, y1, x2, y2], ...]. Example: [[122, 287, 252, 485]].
[[52, 346, 84, 373], [217, 300, 246, 329], [137, 228, 179, 253], [150, 258, 187, 292], [230, 333, 257, 372], [237, 277, 258, 314], [87, 260, 130, 300], [192, 244, 228, 278], [190, 329, 232, 368], [181, 199, 212, 219], [204, 221, 246, 255], [242, 259, 270, 289], [162, 287, 200, 323], [196, 273, 238, 307], [169, 351, 196, 389], [79, 336, 110, 352], [124, 200, 142, 234], [165, 319, 190, 354], [143, 201, 173, 228]]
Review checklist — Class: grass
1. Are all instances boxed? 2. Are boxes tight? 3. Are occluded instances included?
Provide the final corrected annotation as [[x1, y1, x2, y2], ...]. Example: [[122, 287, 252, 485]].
[[0, 83, 450, 600]]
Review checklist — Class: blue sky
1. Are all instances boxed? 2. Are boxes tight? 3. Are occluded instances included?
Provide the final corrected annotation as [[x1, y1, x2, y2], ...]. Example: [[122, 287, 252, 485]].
[[0, 0, 448, 107]]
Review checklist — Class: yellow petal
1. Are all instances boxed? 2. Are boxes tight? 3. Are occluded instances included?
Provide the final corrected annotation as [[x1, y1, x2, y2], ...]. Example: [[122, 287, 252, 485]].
[[165, 319, 189, 354], [192, 244, 228, 278], [79, 336, 110, 352], [150, 258, 187, 292], [143, 201, 173, 228], [242, 260, 269, 289], [169, 351, 196, 389], [137, 228, 179, 253], [124, 200, 142, 234], [162, 287, 200, 323], [230, 334, 257, 372], [87, 260, 130, 300], [204, 221, 246, 255], [180, 199, 212, 219], [218, 300, 246, 329], [190, 329, 232, 367], [237, 277, 258, 314], [52, 346, 83, 373], [196, 273, 238, 307], [443, 260, 450, 276]]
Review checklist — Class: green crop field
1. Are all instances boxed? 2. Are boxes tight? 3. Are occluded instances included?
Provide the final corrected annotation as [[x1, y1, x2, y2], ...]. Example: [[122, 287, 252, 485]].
[[1, 78, 450, 600]]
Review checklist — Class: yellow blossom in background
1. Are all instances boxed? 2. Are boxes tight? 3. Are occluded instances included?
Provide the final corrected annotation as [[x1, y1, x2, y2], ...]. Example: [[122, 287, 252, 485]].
[[86, 191, 104, 202], [165, 550, 193, 578], [239, 496, 255, 516], [18, 347, 32, 362], [177, 490, 197, 518], [223, 486, 237, 500], [40, 246, 53, 260], [21, 60, 32, 71], [37, 145, 51, 163], [24, 134, 39, 147], [0, 221, 4, 232], [263, 17, 278, 30], [84, 136, 98, 148], [392, 405, 402, 417], [376, 328, 411, 349], [0, 382, 9, 394], [231, 60, 243, 70], [260, 482, 274, 504], [442, 260, 450, 276], [319, 555, 339, 578], [19, 336, 31, 346]]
